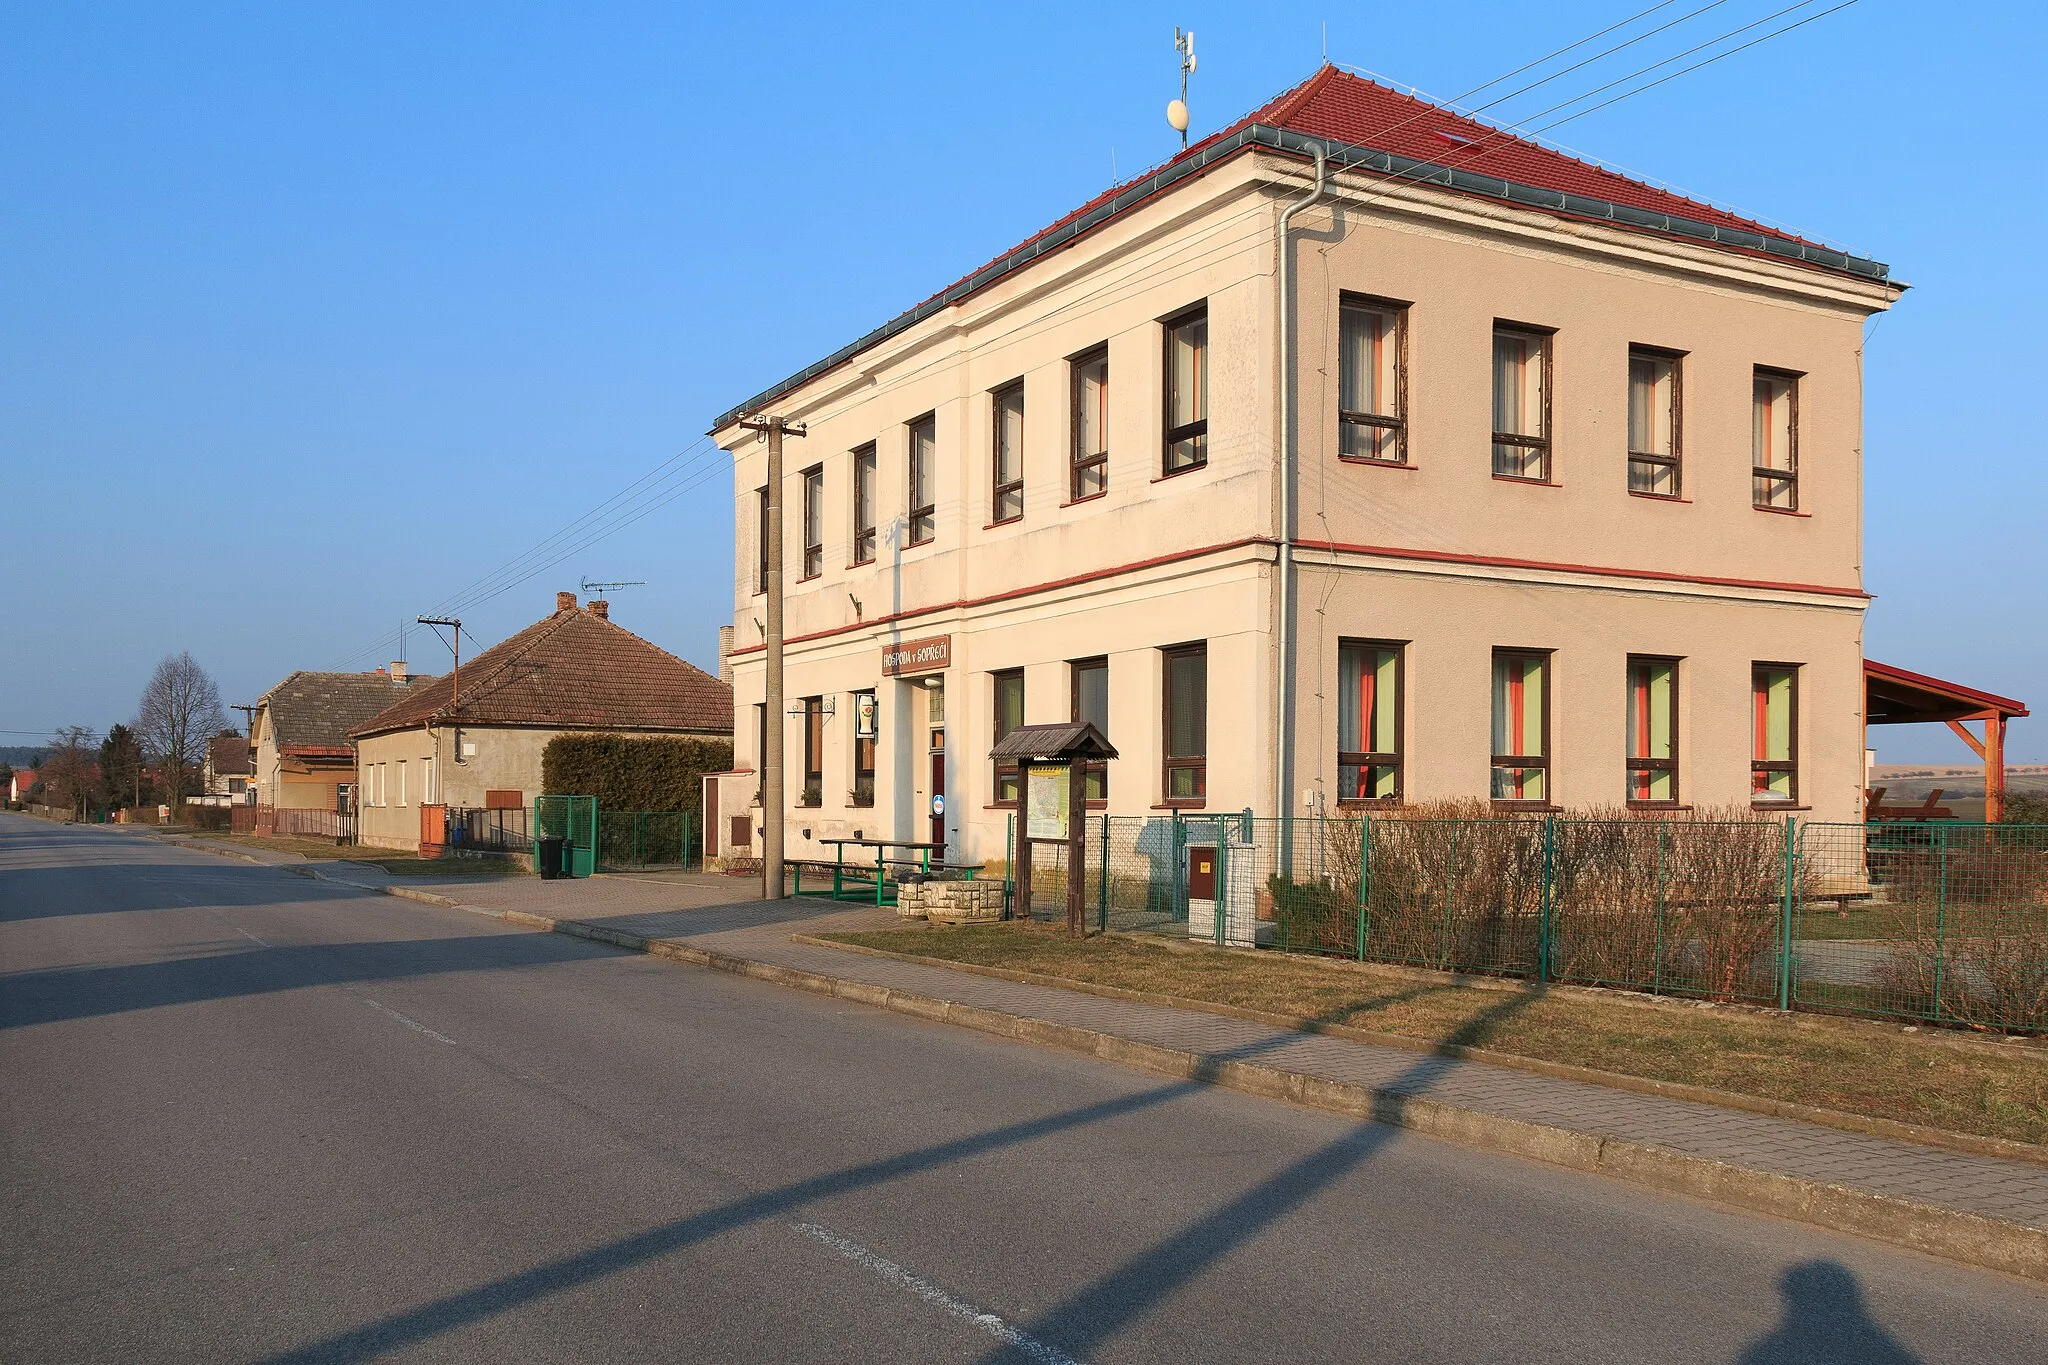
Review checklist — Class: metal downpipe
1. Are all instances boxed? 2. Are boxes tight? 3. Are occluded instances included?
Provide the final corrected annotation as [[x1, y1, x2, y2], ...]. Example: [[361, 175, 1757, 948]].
[[1275, 146, 1328, 843]]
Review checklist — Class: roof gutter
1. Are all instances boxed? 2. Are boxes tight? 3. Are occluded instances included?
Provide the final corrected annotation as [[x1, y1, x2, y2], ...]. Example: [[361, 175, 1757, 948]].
[[711, 126, 1890, 433]]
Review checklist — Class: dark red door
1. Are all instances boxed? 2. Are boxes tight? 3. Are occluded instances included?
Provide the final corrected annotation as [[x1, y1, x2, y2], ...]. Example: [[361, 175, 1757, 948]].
[[929, 728, 946, 856]]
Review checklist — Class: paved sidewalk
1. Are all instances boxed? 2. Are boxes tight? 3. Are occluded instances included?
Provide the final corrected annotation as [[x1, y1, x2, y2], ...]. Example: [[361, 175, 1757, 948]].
[[328, 866, 2048, 1256]]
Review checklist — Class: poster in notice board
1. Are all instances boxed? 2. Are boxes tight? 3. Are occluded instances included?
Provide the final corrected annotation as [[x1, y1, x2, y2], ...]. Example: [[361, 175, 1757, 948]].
[[1025, 765, 1069, 842]]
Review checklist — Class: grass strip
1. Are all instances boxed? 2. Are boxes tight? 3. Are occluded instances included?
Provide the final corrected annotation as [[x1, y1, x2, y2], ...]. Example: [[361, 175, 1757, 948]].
[[821, 923, 2048, 1148]]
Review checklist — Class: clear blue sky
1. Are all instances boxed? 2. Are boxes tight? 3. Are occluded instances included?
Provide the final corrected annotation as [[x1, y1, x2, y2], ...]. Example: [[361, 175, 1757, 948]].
[[2, 2, 2041, 761]]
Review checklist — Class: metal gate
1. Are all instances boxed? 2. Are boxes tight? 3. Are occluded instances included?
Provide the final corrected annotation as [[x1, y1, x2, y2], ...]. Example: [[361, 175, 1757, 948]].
[[533, 795, 598, 878]]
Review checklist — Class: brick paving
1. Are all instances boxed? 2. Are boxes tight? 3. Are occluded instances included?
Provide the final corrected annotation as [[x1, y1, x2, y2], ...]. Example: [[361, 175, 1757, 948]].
[[371, 867, 2048, 1234]]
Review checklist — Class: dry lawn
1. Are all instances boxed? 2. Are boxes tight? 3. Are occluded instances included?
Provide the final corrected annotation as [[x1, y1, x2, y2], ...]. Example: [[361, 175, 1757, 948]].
[[822, 922, 2048, 1147]]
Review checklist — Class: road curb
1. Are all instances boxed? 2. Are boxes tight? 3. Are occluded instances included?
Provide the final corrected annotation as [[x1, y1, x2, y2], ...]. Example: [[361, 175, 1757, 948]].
[[793, 934, 2048, 1169], [301, 870, 2048, 1283]]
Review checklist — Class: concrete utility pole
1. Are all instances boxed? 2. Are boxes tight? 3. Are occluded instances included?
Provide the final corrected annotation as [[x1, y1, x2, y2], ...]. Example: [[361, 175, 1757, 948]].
[[738, 413, 805, 900]]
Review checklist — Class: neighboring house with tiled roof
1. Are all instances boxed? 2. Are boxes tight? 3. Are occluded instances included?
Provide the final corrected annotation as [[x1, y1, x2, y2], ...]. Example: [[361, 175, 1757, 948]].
[[349, 592, 733, 851], [200, 734, 254, 801], [249, 667, 434, 812], [710, 65, 1904, 869]]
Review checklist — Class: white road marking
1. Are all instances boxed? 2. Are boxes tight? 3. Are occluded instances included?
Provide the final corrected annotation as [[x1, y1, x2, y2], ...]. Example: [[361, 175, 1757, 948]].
[[362, 999, 459, 1045], [237, 929, 274, 948], [792, 1222, 1082, 1365]]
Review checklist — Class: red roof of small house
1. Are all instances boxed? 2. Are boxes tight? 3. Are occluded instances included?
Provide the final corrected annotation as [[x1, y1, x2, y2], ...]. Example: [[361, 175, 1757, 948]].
[[1865, 659, 2030, 724], [350, 596, 732, 739], [715, 66, 1887, 431]]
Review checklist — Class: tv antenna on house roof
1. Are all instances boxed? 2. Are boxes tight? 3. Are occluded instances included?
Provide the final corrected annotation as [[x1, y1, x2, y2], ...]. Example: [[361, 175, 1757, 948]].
[[579, 578, 645, 596], [1168, 28, 1196, 148]]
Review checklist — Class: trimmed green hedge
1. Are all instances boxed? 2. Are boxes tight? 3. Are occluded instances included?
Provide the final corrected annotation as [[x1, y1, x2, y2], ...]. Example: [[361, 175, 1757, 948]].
[[541, 733, 734, 813]]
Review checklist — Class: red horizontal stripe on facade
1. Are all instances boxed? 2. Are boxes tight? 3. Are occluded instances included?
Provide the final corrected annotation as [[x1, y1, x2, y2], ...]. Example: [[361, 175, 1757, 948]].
[[729, 536, 1864, 661]]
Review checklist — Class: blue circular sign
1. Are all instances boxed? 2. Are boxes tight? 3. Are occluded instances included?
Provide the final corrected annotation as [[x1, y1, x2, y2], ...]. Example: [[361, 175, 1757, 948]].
[[930, 794, 945, 816]]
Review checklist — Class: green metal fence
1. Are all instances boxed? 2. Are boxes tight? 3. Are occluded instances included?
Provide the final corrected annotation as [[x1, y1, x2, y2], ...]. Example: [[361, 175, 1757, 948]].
[[1027, 814, 2047, 1033], [597, 810, 700, 870]]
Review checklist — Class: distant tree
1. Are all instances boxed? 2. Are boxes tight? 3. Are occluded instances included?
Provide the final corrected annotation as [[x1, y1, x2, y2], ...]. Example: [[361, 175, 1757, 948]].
[[135, 652, 227, 808], [42, 726, 97, 818], [99, 723, 146, 810]]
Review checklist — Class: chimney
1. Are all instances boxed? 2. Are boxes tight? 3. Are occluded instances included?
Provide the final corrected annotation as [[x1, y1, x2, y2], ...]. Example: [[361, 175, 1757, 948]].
[[717, 624, 734, 685], [556, 590, 577, 613], [375, 666, 387, 675], [587, 599, 609, 620], [389, 661, 408, 684]]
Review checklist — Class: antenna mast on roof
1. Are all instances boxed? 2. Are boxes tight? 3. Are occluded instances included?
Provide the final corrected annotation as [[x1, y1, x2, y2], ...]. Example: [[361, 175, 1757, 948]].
[[578, 578, 646, 596], [1168, 28, 1196, 148]]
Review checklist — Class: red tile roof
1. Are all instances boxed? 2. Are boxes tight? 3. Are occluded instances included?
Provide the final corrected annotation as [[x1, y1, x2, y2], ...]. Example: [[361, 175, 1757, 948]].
[[350, 600, 733, 738], [716, 66, 1886, 431]]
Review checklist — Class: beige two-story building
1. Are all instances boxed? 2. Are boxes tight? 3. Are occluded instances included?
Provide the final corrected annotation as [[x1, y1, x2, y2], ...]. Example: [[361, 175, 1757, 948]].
[[711, 67, 1901, 869]]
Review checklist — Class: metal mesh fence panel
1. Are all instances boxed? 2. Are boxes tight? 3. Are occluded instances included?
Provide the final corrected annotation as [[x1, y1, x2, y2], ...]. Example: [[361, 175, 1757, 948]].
[[1795, 822, 2048, 1030], [597, 811, 698, 869]]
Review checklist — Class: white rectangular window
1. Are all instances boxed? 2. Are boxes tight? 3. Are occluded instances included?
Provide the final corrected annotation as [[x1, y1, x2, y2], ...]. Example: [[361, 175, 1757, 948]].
[[992, 381, 1024, 523], [1627, 349, 1680, 497], [1163, 307, 1208, 473], [908, 414, 936, 545], [1492, 326, 1551, 481], [1753, 370, 1798, 510], [397, 760, 407, 807], [852, 445, 876, 565], [1339, 298, 1406, 463], [422, 756, 435, 805], [801, 465, 824, 579], [1070, 347, 1108, 500]]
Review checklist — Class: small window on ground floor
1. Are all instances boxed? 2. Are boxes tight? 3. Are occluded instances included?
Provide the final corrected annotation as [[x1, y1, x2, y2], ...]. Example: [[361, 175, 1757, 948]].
[[1163, 643, 1207, 804], [1626, 656, 1679, 806], [1338, 640, 1402, 802], [1491, 649, 1550, 804], [1752, 664, 1799, 804]]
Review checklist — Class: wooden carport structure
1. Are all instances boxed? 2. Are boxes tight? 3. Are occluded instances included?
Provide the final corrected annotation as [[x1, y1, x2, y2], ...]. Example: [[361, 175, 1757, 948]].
[[1865, 660, 2030, 822]]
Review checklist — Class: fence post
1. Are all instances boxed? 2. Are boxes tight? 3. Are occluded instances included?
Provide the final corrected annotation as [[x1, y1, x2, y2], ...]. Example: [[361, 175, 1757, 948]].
[[1539, 815, 1556, 983], [1214, 828, 1228, 946], [1933, 822, 1949, 1022], [1098, 813, 1110, 934], [1443, 821, 1459, 971], [1356, 814, 1369, 962], [1779, 815, 1797, 1012], [1653, 822, 1667, 996], [1003, 812, 1015, 918]]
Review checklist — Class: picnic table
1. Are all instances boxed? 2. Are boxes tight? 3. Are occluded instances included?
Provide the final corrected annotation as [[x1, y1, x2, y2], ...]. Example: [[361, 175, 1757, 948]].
[[794, 837, 982, 906]]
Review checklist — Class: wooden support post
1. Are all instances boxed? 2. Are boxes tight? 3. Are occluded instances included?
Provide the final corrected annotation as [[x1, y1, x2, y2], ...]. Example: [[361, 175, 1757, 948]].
[[1987, 713, 2007, 825], [1066, 760, 1087, 937], [1013, 805, 1032, 922]]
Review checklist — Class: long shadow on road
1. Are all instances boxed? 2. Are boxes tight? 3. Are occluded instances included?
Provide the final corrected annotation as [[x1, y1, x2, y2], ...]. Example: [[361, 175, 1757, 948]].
[[257, 989, 1578, 1362]]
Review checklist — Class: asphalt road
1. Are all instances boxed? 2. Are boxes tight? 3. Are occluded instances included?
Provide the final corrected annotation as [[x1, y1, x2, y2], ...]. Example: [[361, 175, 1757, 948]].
[[3, 813, 2043, 1364]]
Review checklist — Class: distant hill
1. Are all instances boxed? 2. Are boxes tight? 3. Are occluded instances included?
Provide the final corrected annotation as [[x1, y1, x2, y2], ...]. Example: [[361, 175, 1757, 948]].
[[0, 746, 51, 769]]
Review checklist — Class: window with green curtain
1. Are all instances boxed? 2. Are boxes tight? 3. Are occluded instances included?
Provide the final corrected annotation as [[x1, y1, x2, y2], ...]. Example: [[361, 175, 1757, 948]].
[[1490, 649, 1550, 803], [1752, 665, 1798, 802], [1338, 641, 1401, 801], [991, 670, 1024, 804], [1627, 656, 1678, 804]]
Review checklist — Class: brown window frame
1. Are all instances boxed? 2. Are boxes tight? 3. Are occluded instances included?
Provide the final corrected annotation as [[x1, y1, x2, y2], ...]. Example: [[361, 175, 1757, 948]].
[[799, 697, 824, 808], [799, 464, 824, 580], [1336, 638, 1405, 805], [1161, 642, 1208, 806], [1491, 322, 1554, 483], [1069, 345, 1109, 501], [1625, 655, 1681, 808], [1489, 647, 1553, 808], [1337, 294, 1409, 466], [1070, 656, 1109, 802], [850, 689, 876, 808], [753, 485, 768, 595], [1751, 663, 1800, 806], [1752, 368, 1800, 512], [991, 668, 1025, 806], [851, 444, 877, 566], [991, 380, 1024, 524], [1162, 305, 1209, 475], [1626, 346, 1683, 499], [907, 413, 936, 546]]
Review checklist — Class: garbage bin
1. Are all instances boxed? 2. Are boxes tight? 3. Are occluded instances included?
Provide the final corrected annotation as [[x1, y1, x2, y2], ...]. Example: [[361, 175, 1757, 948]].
[[537, 835, 566, 880]]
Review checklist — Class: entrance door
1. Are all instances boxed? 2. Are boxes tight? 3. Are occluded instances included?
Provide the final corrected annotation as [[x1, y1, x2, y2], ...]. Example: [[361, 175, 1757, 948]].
[[926, 678, 946, 857]]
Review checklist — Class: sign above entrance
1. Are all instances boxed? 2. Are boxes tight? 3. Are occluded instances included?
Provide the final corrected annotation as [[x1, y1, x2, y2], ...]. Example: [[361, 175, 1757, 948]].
[[883, 634, 951, 677]]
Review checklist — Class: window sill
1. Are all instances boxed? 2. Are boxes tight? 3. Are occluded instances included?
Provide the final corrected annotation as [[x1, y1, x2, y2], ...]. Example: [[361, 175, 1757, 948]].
[[1627, 491, 1690, 504], [1084, 799, 1108, 810], [1492, 474, 1561, 488], [1152, 800, 1207, 811], [798, 572, 821, 583], [982, 517, 1023, 530], [1753, 505, 1811, 518], [1336, 799, 1404, 811], [906, 537, 936, 550], [1489, 801, 1561, 812], [984, 803, 1019, 811], [847, 558, 875, 570], [1338, 457, 1415, 471], [1152, 462, 1209, 484], [1626, 801, 1691, 812], [1060, 490, 1109, 508], [1751, 802, 1810, 812]]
